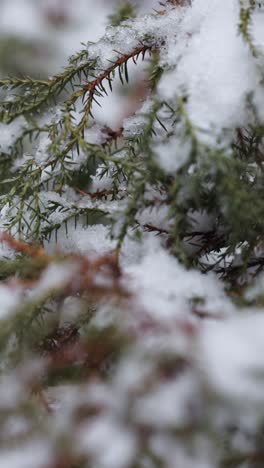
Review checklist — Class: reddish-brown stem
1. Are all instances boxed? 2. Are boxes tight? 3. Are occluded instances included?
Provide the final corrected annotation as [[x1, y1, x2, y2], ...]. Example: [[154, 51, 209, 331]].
[[0, 231, 46, 258], [82, 45, 153, 117]]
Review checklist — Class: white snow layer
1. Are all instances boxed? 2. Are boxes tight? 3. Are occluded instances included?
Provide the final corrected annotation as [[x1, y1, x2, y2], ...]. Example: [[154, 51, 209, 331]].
[[1, 2, 264, 468], [126, 240, 233, 322], [158, 0, 264, 146]]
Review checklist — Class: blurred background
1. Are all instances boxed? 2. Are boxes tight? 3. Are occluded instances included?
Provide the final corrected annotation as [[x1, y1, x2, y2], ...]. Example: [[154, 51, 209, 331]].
[[0, 0, 158, 128]]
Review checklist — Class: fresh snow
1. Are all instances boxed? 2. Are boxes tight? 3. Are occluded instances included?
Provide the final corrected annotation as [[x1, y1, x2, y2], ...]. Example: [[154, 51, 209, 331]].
[[0, 1, 264, 468]]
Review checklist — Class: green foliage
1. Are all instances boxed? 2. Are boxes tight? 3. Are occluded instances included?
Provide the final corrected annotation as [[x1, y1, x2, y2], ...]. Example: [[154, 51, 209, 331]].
[[108, 1, 136, 27], [239, 0, 258, 55], [1, 3, 264, 467], [0, 2, 264, 282]]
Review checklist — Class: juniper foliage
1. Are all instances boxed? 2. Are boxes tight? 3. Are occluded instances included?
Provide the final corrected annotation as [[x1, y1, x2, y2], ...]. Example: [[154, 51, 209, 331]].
[[0, 1, 264, 467]]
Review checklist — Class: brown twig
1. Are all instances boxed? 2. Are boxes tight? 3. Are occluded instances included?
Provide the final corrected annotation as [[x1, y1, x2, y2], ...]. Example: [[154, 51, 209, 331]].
[[82, 45, 153, 118], [0, 231, 46, 258]]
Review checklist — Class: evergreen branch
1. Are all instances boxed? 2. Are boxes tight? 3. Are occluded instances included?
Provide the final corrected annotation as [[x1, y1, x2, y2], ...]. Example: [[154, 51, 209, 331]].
[[239, 0, 258, 56], [78, 45, 153, 134]]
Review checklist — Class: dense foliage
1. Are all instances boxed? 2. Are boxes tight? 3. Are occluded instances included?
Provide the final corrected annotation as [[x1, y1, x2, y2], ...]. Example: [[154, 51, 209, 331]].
[[0, 1, 264, 467]]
